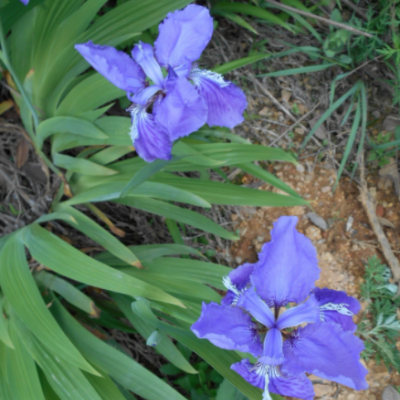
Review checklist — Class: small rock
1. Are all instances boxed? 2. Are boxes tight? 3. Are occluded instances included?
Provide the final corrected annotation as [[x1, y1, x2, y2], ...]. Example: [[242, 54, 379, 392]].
[[304, 174, 313, 182], [235, 257, 243, 264], [22, 162, 48, 184], [372, 110, 381, 119], [305, 212, 329, 230], [309, 115, 328, 139], [288, 205, 305, 216], [382, 386, 400, 400], [321, 252, 335, 262], [296, 163, 305, 173], [305, 225, 322, 241], [346, 216, 354, 232], [313, 384, 335, 397], [382, 115, 400, 131], [259, 107, 270, 117], [257, 236, 264, 243], [295, 127, 305, 135], [321, 186, 331, 193], [281, 89, 291, 102], [376, 205, 385, 217]]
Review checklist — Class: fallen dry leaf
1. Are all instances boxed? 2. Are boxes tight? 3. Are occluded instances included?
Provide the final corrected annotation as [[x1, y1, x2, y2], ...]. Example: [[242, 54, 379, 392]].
[[378, 216, 396, 229], [16, 138, 30, 169], [0, 99, 14, 115]]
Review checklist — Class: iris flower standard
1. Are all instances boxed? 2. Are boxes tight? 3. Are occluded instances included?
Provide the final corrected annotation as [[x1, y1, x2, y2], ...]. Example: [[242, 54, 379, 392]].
[[75, 5, 247, 162], [191, 216, 368, 400]]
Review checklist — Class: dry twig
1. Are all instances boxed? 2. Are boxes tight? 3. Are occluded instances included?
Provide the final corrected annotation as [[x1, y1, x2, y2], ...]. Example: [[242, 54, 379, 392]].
[[359, 155, 400, 297]]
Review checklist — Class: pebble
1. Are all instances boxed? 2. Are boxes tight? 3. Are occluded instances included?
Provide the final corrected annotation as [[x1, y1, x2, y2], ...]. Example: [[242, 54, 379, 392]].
[[313, 384, 335, 397], [321, 186, 331, 193], [281, 89, 291, 102], [382, 115, 400, 131], [378, 176, 393, 190], [375, 205, 385, 217], [305, 226, 322, 241], [259, 107, 270, 117], [296, 163, 305, 173], [372, 110, 381, 119], [304, 174, 313, 182], [346, 216, 354, 232], [288, 205, 305, 216], [305, 212, 329, 230], [295, 127, 305, 135]]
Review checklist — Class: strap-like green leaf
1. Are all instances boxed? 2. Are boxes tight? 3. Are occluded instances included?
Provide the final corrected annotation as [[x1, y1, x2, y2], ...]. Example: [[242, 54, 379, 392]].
[[115, 197, 238, 240], [152, 173, 308, 206], [54, 204, 141, 267], [36, 116, 108, 147], [53, 153, 118, 176], [12, 316, 103, 400], [23, 224, 183, 307], [6, 320, 45, 400], [113, 294, 197, 374], [95, 243, 204, 265], [51, 301, 189, 400], [0, 237, 98, 375], [35, 270, 98, 316]]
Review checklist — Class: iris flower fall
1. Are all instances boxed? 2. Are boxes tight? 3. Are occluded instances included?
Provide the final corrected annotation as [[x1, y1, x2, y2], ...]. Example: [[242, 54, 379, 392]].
[[191, 216, 368, 400], [75, 4, 247, 162]]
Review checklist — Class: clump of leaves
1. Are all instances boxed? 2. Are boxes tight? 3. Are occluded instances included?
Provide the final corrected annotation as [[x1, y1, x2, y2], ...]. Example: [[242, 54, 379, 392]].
[[368, 131, 398, 167], [358, 256, 400, 371]]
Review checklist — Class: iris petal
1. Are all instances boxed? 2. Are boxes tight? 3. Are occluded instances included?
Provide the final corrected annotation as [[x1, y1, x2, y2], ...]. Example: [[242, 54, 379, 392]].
[[131, 42, 164, 87], [276, 295, 320, 330], [283, 322, 368, 390], [260, 328, 284, 365], [231, 359, 266, 390], [190, 68, 247, 128], [130, 105, 172, 163], [155, 77, 207, 141], [313, 287, 360, 332], [131, 85, 162, 106], [237, 287, 275, 329], [191, 302, 263, 357], [268, 372, 315, 400], [75, 41, 145, 93], [250, 216, 320, 307], [221, 262, 254, 306], [231, 359, 315, 400], [155, 4, 213, 68]]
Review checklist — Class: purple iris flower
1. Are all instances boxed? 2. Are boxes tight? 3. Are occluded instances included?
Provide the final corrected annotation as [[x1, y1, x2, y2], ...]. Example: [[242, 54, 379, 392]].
[[19, 0, 29, 4], [75, 5, 247, 162], [191, 216, 368, 400]]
